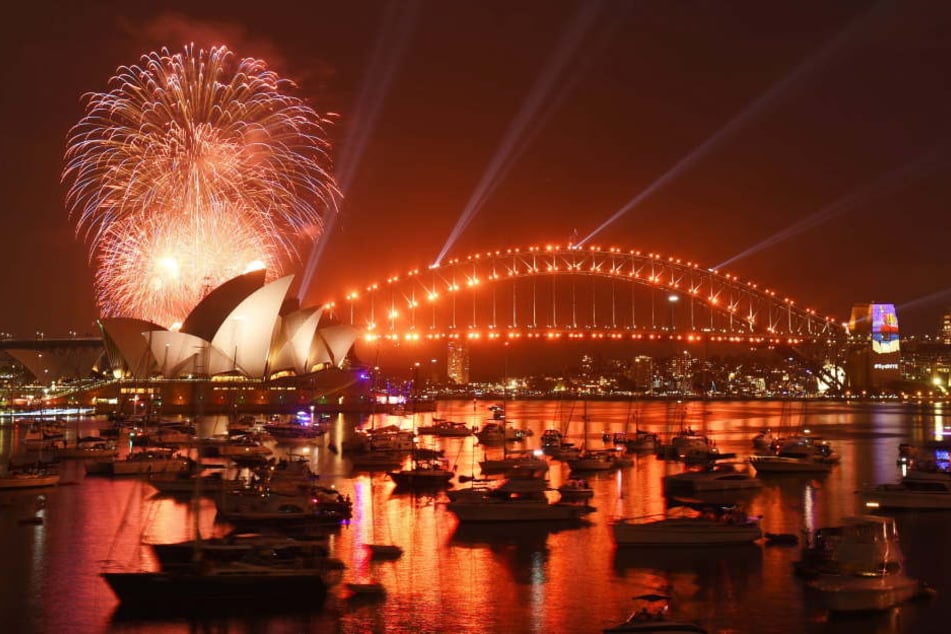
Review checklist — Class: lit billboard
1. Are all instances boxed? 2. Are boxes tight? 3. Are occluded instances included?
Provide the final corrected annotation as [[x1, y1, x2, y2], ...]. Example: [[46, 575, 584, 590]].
[[870, 303, 900, 354]]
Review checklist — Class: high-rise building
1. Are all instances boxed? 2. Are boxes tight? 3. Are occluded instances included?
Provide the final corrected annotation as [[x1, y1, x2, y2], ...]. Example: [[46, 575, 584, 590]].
[[630, 355, 653, 392], [447, 341, 469, 385], [941, 308, 951, 345]]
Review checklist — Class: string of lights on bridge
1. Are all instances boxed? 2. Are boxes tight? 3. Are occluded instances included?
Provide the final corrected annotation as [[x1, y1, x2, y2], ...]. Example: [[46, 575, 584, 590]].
[[322, 244, 844, 347]]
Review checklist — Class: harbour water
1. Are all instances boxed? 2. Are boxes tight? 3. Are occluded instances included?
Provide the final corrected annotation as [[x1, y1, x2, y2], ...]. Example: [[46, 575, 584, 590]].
[[1, 399, 949, 633]]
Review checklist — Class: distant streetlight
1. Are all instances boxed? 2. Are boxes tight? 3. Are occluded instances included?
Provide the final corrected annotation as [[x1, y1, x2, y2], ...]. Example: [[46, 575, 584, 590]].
[[668, 294, 680, 331]]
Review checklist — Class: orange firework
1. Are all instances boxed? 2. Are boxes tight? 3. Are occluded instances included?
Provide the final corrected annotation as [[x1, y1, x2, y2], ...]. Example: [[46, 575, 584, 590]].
[[63, 45, 337, 327]]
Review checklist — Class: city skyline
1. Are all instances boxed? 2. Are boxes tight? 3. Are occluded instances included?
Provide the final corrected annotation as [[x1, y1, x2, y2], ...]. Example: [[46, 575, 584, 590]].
[[2, 1, 951, 338]]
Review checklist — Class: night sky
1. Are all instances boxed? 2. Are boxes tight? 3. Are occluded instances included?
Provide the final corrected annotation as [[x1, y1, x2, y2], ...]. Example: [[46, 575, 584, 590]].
[[2, 0, 950, 338]]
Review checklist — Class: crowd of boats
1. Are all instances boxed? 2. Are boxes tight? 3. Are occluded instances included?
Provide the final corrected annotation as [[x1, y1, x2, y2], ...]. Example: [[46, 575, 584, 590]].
[[1, 406, 945, 629]]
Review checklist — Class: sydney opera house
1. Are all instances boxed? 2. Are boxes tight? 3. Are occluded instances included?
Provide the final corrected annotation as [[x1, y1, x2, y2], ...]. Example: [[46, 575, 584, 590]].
[[4, 270, 366, 415]]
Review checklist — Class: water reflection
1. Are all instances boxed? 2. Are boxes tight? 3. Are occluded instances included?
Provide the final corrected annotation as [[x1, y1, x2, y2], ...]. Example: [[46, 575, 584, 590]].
[[2, 400, 951, 633]]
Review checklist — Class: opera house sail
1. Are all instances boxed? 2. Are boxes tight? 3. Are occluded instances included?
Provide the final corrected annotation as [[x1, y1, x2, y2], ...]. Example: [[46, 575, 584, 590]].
[[40, 270, 366, 415]]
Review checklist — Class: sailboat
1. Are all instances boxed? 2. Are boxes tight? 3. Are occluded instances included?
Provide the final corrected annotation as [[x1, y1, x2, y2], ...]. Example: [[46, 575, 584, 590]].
[[363, 475, 404, 560], [566, 401, 617, 472], [388, 381, 454, 490], [101, 438, 329, 614]]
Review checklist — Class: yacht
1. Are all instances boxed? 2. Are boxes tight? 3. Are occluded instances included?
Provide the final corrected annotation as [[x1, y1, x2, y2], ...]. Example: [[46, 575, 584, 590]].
[[475, 422, 531, 445], [859, 470, 951, 510], [656, 428, 724, 464], [749, 435, 839, 474], [48, 436, 118, 459], [98, 449, 193, 476], [388, 457, 454, 490], [663, 462, 762, 495], [806, 516, 928, 612], [611, 430, 659, 454], [446, 468, 594, 523], [612, 505, 762, 547], [567, 449, 619, 472]]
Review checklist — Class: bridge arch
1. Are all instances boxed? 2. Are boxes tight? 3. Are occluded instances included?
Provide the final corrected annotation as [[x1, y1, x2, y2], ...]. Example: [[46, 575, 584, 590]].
[[325, 245, 845, 348]]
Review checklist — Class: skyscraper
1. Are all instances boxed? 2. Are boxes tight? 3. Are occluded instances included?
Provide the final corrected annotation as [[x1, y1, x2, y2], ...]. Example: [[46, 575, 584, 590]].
[[447, 341, 469, 385]]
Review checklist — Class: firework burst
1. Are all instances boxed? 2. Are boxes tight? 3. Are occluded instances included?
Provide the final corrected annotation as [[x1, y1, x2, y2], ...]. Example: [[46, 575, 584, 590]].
[[64, 45, 337, 327]]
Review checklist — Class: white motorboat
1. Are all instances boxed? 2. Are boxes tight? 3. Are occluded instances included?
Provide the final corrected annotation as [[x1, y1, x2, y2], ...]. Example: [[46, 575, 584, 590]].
[[612, 505, 762, 547], [446, 468, 594, 523], [859, 470, 951, 510], [749, 435, 839, 474], [663, 462, 762, 495], [656, 428, 727, 464], [807, 516, 928, 612]]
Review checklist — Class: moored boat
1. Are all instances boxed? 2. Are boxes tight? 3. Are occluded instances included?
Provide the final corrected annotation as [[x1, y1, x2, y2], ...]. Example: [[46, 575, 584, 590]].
[[749, 434, 839, 474], [388, 457, 454, 489], [806, 515, 929, 612], [557, 478, 594, 502], [663, 462, 762, 495], [612, 505, 762, 547], [859, 470, 951, 511], [0, 465, 60, 490], [102, 449, 193, 476], [101, 563, 328, 613], [480, 449, 549, 475], [604, 594, 707, 633], [48, 436, 118, 460], [446, 467, 594, 523]]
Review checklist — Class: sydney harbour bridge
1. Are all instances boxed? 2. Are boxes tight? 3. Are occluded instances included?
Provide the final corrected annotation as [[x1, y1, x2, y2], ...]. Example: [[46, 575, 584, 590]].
[[323, 244, 849, 389], [325, 244, 844, 344]]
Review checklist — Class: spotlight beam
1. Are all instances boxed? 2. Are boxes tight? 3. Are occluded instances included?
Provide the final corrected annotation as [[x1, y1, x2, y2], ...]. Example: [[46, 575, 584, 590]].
[[299, 0, 420, 300], [578, 2, 885, 246], [897, 287, 951, 314], [715, 145, 948, 270], [434, 1, 606, 266]]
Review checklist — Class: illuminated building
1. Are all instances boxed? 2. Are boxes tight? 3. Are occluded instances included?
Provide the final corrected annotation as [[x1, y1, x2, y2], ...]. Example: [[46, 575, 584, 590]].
[[942, 308, 951, 345], [100, 270, 358, 380], [846, 303, 901, 391], [629, 355, 653, 393], [447, 341, 469, 385], [5, 270, 364, 414]]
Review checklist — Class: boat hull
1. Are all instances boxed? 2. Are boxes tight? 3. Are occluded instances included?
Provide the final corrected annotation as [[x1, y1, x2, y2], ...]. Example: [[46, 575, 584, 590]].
[[111, 458, 191, 476], [447, 500, 590, 522], [388, 470, 453, 489], [859, 486, 951, 510], [612, 518, 762, 546], [749, 457, 835, 473], [0, 474, 60, 489], [808, 574, 923, 612], [101, 570, 326, 612]]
